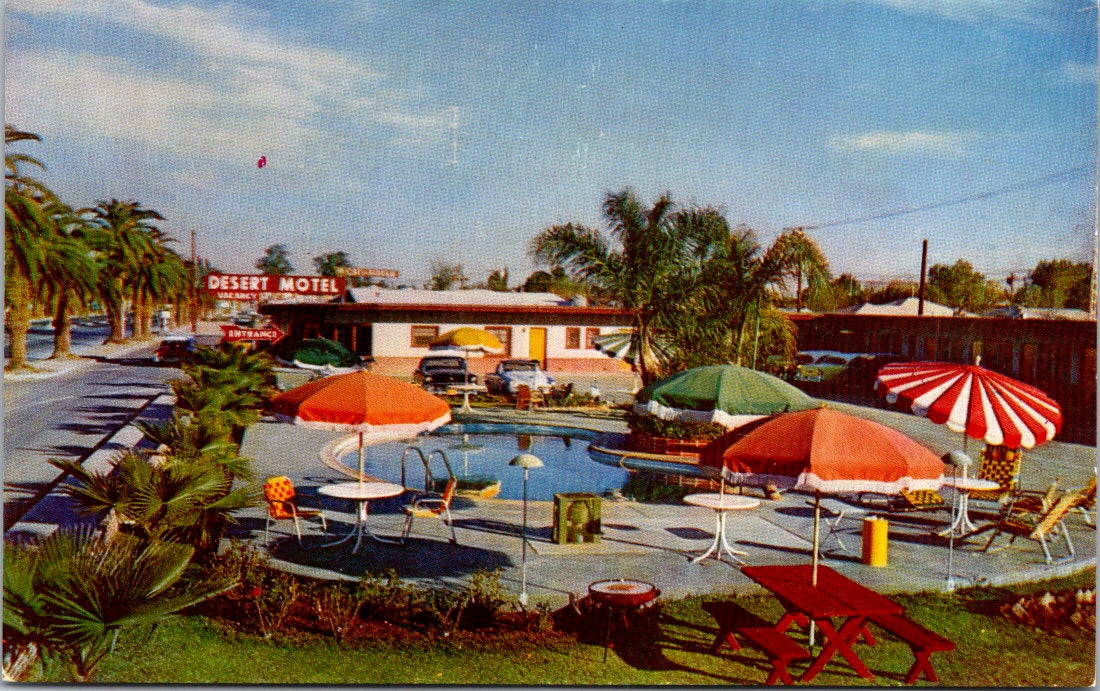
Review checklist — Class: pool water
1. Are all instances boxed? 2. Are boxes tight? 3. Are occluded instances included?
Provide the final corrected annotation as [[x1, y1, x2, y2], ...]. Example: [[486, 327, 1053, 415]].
[[342, 431, 629, 502]]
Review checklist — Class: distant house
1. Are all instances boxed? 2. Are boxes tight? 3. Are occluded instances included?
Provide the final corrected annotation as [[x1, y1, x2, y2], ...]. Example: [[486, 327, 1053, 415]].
[[981, 305, 1093, 321], [834, 297, 958, 317], [259, 287, 634, 376]]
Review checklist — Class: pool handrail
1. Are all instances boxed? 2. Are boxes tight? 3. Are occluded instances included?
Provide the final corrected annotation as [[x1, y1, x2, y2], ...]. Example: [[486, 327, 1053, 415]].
[[400, 445, 457, 491]]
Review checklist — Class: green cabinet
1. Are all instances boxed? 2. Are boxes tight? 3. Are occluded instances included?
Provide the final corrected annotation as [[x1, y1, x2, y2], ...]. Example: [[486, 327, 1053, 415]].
[[553, 493, 602, 544]]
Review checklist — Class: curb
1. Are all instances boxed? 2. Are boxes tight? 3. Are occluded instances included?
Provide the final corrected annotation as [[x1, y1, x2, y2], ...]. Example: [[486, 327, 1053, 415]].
[[4, 393, 176, 543], [3, 340, 153, 382]]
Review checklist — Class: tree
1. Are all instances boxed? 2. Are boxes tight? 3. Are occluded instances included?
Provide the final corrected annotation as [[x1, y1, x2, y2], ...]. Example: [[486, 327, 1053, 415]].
[[130, 229, 188, 340], [867, 280, 919, 304], [429, 261, 466, 290], [926, 260, 1001, 313], [313, 251, 351, 277], [486, 268, 509, 291], [769, 228, 832, 312], [1017, 259, 1092, 309], [520, 266, 585, 299], [256, 244, 293, 275], [4, 126, 54, 370], [42, 202, 100, 358], [80, 199, 161, 343], [530, 188, 717, 384]]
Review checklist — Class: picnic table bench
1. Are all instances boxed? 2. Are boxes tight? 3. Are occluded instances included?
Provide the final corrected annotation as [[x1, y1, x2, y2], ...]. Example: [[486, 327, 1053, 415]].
[[866, 612, 956, 684]]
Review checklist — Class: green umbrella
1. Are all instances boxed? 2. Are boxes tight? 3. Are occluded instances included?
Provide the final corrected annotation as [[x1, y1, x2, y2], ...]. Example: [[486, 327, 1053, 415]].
[[634, 364, 820, 429], [292, 338, 361, 368]]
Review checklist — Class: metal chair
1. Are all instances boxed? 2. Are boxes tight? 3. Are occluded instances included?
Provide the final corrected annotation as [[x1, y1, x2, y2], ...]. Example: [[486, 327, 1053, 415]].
[[400, 476, 458, 545], [262, 476, 327, 545]]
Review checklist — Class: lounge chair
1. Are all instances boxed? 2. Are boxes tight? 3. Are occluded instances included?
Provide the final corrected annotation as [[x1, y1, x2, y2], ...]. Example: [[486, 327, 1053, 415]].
[[262, 476, 327, 545], [400, 476, 458, 545], [976, 483, 1079, 564]]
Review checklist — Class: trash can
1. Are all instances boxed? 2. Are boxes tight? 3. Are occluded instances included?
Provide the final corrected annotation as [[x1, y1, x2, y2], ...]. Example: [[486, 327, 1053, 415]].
[[861, 516, 888, 567], [553, 493, 602, 544]]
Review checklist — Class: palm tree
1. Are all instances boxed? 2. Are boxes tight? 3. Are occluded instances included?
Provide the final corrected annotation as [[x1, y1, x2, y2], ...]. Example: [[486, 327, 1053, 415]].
[[256, 244, 293, 275], [5, 126, 55, 370], [530, 188, 717, 384], [3, 527, 236, 681], [770, 227, 831, 312], [79, 200, 162, 343], [41, 202, 100, 359], [131, 231, 188, 340]]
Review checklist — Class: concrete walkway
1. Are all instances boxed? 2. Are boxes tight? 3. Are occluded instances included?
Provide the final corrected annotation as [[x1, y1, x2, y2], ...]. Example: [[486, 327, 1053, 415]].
[[237, 402, 1096, 608]]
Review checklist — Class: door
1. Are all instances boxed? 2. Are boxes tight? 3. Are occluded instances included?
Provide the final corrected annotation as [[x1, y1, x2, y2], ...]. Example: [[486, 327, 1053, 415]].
[[529, 327, 547, 368]]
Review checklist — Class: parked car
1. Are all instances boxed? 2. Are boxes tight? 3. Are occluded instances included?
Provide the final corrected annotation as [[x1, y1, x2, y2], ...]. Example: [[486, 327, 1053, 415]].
[[414, 354, 477, 393], [794, 352, 863, 384], [484, 359, 554, 395], [152, 335, 196, 365]]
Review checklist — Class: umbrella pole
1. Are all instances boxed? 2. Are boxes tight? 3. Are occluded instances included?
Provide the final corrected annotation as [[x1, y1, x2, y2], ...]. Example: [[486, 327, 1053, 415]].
[[358, 432, 365, 488], [809, 492, 821, 647]]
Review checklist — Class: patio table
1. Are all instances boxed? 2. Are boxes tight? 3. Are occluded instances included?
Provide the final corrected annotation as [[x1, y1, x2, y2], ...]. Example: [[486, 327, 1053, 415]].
[[938, 476, 1001, 537], [741, 563, 904, 682], [449, 383, 488, 412], [683, 493, 760, 564], [317, 481, 406, 553]]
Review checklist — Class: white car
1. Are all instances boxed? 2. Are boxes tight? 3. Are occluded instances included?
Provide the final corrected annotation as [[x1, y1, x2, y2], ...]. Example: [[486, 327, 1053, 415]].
[[484, 359, 554, 395]]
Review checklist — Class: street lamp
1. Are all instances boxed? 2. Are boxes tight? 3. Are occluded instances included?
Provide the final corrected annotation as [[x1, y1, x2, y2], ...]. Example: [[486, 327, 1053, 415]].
[[509, 453, 543, 606]]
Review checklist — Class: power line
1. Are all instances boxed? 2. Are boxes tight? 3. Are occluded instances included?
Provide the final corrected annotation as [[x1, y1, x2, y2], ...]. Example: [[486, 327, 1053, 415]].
[[794, 164, 1094, 232]]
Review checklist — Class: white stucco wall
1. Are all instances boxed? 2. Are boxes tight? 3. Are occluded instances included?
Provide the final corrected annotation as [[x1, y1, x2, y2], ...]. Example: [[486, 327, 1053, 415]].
[[371, 322, 623, 359]]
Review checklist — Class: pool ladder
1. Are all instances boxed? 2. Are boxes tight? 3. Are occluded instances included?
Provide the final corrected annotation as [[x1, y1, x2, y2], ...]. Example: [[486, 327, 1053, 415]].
[[400, 446, 456, 493]]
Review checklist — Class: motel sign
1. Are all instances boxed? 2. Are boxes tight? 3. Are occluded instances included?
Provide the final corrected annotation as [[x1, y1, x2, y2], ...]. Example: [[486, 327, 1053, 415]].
[[203, 273, 347, 300]]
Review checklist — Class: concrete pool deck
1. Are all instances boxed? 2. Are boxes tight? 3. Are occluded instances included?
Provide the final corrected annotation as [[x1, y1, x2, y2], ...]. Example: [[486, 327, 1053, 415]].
[[236, 401, 1096, 607]]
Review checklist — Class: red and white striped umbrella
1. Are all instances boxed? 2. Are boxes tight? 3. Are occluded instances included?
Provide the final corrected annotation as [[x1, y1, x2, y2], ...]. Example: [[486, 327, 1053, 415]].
[[874, 361, 1062, 449]]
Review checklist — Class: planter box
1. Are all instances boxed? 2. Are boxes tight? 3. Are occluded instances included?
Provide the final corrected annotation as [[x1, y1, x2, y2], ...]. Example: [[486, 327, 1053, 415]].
[[628, 431, 729, 466]]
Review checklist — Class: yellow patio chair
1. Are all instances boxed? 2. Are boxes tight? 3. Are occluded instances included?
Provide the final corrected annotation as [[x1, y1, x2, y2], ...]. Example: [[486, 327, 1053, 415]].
[[1070, 475, 1096, 527], [399, 476, 458, 545], [889, 488, 947, 512], [967, 444, 1022, 503], [263, 476, 327, 545], [978, 485, 1078, 564]]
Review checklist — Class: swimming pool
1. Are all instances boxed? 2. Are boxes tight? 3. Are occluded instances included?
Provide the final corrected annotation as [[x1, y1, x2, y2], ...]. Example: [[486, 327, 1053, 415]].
[[338, 424, 630, 502]]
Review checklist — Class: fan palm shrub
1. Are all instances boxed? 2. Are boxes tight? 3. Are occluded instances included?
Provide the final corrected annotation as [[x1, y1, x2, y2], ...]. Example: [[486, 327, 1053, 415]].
[[3, 527, 235, 681]]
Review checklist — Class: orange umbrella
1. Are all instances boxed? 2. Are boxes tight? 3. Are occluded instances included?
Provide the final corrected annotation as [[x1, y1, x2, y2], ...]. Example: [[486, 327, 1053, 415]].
[[721, 408, 945, 586], [270, 370, 452, 482], [721, 408, 945, 495]]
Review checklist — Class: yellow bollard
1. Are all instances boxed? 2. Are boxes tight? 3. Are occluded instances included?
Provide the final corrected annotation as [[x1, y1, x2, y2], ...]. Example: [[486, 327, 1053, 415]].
[[861, 516, 889, 567]]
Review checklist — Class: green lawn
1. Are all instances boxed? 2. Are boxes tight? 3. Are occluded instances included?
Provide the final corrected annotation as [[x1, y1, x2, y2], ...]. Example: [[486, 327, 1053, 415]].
[[40, 569, 1095, 685]]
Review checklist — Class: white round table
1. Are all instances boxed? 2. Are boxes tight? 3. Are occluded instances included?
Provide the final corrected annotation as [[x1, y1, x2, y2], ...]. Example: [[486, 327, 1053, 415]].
[[937, 476, 1001, 537], [450, 383, 488, 412], [318, 481, 406, 553], [683, 493, 761, 564]]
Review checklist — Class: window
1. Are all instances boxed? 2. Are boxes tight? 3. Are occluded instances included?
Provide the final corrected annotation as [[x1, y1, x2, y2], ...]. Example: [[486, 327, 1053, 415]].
[[485, 326, 512, 356], [585, 327, 600, 349], [410, 325, 439, 348], [565, 327, 581, 349]]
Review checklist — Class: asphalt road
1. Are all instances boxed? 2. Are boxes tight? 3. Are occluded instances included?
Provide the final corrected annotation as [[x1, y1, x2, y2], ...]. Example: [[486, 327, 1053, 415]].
[[3, 345, 178, 529]]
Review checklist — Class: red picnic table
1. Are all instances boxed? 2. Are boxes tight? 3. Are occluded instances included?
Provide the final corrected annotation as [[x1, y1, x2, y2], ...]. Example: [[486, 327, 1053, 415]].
[[740, 564, 904, 682]]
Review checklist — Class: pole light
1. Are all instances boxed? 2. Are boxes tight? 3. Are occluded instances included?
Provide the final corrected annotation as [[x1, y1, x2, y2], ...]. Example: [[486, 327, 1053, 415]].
[[509, 453, 543, 606]]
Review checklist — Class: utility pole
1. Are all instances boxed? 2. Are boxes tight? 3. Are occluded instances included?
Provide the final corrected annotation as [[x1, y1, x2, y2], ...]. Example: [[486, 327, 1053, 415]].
[[190, 229, 198, 334], [918, 238, 928, 316]]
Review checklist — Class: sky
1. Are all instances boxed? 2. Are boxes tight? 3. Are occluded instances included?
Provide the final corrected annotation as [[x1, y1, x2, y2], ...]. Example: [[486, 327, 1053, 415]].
[[5, 0, 1097, 289]]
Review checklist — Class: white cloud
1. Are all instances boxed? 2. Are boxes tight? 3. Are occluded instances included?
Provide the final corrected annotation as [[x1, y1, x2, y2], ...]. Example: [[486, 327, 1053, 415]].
[[5, 0, 451, 163], [829, 130, 971, 154], [1062, 61, 1098, 85], [860, 0, 1050, 25]]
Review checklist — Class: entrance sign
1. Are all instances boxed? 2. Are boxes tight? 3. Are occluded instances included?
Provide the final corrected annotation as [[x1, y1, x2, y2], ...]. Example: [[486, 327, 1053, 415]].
[[219, 324, 286, 345], [203, 273, 347, 299], [336, 267, 399, 279]]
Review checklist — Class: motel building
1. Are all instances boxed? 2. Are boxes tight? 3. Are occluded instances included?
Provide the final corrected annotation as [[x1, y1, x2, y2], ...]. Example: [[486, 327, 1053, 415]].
[[259, 287, 635, 378]]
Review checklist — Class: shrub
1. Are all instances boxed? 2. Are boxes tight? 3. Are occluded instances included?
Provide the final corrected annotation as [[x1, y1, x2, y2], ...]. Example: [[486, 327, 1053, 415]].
[[311, 584, 363, 644], [626, 411, 726, 441], [622, 475, 694, 503]]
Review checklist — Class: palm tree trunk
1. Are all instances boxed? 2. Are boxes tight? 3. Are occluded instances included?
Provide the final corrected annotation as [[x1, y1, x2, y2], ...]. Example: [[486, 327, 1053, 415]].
[[49, 289, 77, 359], [132, 291, 146, 340], [6, 272, 33, 370], [105, 300, 126, 343], [795, 265, 803, 312]]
